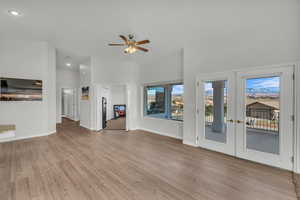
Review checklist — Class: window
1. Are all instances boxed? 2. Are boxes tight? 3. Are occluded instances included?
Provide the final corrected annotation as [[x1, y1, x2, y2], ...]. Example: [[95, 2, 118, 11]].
[[144, 83, 184, 121], [146, 86, 166, 117], [171, 84, 184, 120]]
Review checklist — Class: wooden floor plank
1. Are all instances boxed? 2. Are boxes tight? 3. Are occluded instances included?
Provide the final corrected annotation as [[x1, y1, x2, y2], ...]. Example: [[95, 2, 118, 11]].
[[0, 118, 297, 200]]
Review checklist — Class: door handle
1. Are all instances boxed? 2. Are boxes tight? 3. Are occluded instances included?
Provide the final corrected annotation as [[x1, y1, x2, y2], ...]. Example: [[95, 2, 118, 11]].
[[236, 120, 244, 124], [227, 119, 234, 123]]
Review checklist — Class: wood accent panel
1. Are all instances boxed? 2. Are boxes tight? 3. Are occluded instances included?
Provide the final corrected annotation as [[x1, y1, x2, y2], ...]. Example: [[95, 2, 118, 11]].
[[0, 119, 297, 200]]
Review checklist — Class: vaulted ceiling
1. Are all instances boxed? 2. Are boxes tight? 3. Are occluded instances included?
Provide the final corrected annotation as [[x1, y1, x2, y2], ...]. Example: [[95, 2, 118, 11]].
[[1, 0, 299, 66]]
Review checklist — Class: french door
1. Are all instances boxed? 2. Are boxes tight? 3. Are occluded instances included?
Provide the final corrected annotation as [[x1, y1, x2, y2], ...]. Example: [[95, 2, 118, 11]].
[[196, 66, 294, 170], [196, 72, 236, 156]]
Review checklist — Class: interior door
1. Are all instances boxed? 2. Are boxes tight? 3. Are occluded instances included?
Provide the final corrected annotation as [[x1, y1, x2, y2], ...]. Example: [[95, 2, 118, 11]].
[[196, 72, 236, 156], [69, 89, 75, 120], [102, 97, 107, 129], [236, 67, 294, 170]]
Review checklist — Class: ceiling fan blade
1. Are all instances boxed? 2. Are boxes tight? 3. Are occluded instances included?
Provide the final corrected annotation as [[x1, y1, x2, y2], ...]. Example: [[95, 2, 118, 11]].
[[135, 46, 149, 52], [135, 40, 150, 45], [119, 35, 128, 44], [108, 43, 125, 46]]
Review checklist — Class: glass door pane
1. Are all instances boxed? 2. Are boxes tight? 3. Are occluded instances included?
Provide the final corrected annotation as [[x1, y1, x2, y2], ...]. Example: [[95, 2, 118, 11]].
[[198, 72, 235, 156], [245, 76, 280, 154], [171, 84, 184, 121], [204, 80, 228, 143]]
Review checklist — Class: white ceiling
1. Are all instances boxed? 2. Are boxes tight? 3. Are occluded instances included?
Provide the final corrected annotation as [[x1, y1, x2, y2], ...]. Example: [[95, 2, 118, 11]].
[[56, 49, 89, 70], [1, 0, 299, 66]]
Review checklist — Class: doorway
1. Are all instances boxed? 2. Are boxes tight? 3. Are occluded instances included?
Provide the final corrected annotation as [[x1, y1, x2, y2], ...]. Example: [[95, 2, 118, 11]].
[[102, 97, 107, 129], [104, 104, 126, 130], [196, 66, 294, 170], [103, 85, 127, 130], [61, 88, 77, 121]]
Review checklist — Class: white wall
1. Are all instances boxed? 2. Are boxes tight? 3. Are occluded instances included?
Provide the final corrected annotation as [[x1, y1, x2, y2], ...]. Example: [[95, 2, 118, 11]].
[[91, 58, 137, 85], [0, 40, 56, 141], [137, 50, 184, 139], [79, 61, 92, 129], [56, 67, 80, 123], [111, 85, 126, 106], [138, 51, 184, 84], [47, 45, 57, 133]]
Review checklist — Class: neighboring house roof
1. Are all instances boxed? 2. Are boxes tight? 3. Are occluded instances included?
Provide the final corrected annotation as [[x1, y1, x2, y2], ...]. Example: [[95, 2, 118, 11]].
[[247, 101, 279, 110]]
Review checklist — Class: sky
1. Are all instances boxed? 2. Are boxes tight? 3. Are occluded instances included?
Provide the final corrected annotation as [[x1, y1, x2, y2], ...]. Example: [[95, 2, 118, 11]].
[[204, 77, 280, 95], [147, 85, 184, 96], [204, 81, 227, 95], [146, 77, 279, 97], [147, 87, 164, 96], [172, 85, 184, 95], [246, 76, 280, 94]]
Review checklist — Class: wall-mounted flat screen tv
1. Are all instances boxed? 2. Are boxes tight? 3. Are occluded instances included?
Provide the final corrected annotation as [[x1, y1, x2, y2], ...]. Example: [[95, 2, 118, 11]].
[[0, 77, 43, 101], [113, 104, 126, 118]]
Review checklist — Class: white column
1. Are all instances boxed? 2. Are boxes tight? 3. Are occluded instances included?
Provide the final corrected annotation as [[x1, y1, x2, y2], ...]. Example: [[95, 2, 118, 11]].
[[212, 81, 225, 133]]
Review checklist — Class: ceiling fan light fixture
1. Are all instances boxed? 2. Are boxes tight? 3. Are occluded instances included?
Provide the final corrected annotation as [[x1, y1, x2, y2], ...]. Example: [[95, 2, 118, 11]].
[[110, 35, 149, 54], [124, 46, 137, 54]]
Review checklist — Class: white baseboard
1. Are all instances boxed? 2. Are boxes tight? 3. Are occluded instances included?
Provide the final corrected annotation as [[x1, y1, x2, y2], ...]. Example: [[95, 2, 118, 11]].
[[183, 140, 198, 147], [138, 128, 183, 140], [80, 123, 92, 130], [0, 130, 56, 143]]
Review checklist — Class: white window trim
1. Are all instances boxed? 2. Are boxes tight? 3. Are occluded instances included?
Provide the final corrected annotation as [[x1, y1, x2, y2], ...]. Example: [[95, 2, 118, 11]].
[[143, 82, 184, 122]]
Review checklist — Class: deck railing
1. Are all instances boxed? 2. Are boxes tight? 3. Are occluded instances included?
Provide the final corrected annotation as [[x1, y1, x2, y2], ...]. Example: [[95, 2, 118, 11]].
[[246, 110, 279, 132], [205, 110, 279, 133]]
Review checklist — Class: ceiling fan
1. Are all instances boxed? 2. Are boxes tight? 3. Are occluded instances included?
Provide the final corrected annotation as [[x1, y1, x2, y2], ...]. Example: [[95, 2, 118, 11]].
[[108, 34, 150, 54]]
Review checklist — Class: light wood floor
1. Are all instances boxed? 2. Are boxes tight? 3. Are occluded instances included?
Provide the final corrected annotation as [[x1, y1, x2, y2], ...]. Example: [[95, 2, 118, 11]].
[[105, 117, 126, 130], [0, 119, 298, 200]]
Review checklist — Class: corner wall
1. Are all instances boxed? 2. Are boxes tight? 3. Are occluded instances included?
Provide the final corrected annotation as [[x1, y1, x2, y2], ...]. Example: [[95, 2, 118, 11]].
[[0, 40, 56, 141], [136, 50, 184, 139], [79, 60, 92, 129]]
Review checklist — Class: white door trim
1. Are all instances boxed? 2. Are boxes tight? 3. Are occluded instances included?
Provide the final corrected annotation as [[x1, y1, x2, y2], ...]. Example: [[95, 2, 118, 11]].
[[196, 71, 235, 156], [195, 63, 297, 172], [295, 63, 300, 173], [236, 66, 294, 170]]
